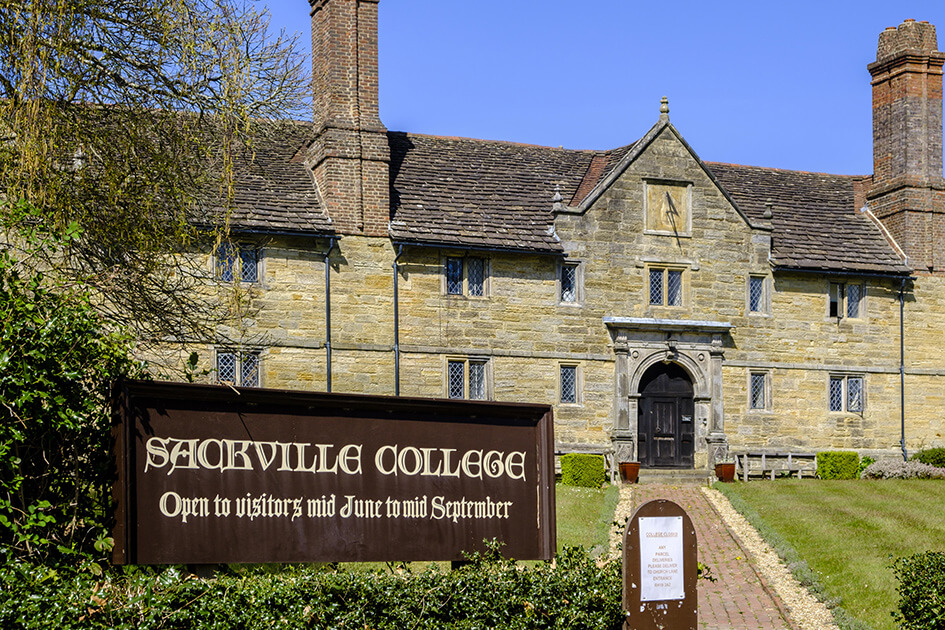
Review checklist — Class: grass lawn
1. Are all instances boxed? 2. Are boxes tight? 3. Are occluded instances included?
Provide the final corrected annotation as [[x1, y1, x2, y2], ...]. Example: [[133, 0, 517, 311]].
[[555, 483, 620, 554], [717, 479, 945, 630]]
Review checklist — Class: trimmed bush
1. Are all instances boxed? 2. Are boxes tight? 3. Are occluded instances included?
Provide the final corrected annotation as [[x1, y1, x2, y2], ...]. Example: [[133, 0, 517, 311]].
[[816, 451, 860, 480], [0, 546, 624, 629], [561, 454, 606, 488], [911, 448, 945, 469], [893, 551, 945, 630], [861, 459, 945, 480]]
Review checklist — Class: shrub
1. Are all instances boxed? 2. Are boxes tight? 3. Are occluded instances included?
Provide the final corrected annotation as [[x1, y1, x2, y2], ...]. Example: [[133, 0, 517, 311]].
[[561, 454, 606, 488], [0, 546, 625, 629], [816, 451, 860, 479], [858, 456, 876, 476], [911, 448, 945, 468], [892, 551, 945, 630], [861, 459, 945, 480], [0, 213, 142, 566]]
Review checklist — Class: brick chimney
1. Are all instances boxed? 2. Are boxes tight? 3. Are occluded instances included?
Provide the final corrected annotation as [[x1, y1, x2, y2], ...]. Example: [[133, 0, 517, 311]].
[[867, 19, 945, 273], [307, 0, 390, 236]]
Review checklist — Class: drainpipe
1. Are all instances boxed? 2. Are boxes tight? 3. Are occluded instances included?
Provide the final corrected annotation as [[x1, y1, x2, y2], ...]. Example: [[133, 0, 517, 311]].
[[324, 237, 336, 393], [899, 277, 907, 461], [393, 244, 405, 396]]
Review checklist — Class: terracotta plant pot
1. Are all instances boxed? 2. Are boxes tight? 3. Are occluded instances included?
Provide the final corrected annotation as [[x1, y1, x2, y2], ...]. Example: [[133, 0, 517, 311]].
[[619, 461, 640, 484], [715, 462, 736, 483]]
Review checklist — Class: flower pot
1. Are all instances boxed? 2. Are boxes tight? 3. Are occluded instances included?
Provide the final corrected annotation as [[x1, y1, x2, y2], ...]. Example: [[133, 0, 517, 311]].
[[619, 461, 640, 484], [715, 462, 736, 483]]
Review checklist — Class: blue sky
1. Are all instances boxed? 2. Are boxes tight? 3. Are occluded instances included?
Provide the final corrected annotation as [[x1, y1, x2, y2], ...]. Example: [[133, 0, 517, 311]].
[[263, 1, 945, 175]]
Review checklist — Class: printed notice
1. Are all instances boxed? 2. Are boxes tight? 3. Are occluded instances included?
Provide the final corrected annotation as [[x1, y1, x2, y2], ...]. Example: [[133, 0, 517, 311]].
[[639, 515, 684, 602]]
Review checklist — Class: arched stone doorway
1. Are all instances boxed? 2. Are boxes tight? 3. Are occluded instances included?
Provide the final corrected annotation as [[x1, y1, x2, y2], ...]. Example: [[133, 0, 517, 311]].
[[637, 362, 694, 468]]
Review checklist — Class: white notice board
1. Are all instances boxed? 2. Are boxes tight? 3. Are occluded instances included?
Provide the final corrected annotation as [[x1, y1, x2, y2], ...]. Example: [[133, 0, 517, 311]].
[[638, 515, 684, 602]]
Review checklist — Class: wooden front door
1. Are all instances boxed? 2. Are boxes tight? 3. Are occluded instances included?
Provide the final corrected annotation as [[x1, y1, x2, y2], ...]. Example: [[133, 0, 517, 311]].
[[638, 363, 694, 468]]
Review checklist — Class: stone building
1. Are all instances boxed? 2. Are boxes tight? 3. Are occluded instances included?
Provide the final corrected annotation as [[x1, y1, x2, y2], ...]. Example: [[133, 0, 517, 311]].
[[181, 1, 945, 470]]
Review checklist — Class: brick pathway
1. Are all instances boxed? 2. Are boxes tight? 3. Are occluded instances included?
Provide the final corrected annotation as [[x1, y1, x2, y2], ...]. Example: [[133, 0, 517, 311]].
[[631, 484, 793, 630]]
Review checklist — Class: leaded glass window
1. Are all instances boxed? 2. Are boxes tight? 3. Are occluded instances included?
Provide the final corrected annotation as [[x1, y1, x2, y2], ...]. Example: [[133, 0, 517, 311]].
[[446, 258, 463, 295], [469, 361, 486, 400], [217, 350, 260, 387], [447, 359, 489, 400], [467, 258, 484, 296], [829, 376, 844, 412], [445, 257, 487, 296], [241, 352, 260, 387], [560, 365, 577, 404], [667, 270, 682, 306], [749, 276, 765, 313], [649, 269, 663, 305], [829, 375, 864, 412], [448, 360, 465, 398], [649, 268, 684, 307], [750, 372, 767, 409], [847, 376, 864, 412], [846, 284, 862, 318], [561, 263, 578, 303], [216, 243, 258, 283], [217, 351, 237, 384]]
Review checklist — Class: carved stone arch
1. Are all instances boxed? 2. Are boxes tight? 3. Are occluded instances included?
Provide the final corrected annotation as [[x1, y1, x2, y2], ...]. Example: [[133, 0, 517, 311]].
[[629, 351, 710, 400]]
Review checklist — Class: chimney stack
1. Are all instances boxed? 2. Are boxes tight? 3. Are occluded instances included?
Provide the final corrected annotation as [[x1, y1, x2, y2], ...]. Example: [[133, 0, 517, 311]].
[[867, 19, 945, 272], [307, 0, 390, 236]]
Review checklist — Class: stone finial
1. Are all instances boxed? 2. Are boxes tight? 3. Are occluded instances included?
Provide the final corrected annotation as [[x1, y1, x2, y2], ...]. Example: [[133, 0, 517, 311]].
[[763, 198, 773, 219], [552, 184, 564, 211], [659, 96, 670, 122]]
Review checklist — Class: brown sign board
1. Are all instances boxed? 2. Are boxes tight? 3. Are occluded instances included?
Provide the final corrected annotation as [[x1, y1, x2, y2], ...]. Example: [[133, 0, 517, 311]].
[[111, 380, 556, 565], [622, 500, 698, 630]]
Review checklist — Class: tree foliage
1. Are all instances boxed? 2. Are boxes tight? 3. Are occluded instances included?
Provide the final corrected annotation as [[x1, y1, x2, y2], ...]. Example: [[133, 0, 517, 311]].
[[0, 204, 143, 565], [0, 0, 309, 347]]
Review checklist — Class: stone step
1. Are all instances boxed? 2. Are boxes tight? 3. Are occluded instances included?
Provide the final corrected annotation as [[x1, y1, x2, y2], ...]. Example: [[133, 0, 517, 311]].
[[634, 468, 714, 485]]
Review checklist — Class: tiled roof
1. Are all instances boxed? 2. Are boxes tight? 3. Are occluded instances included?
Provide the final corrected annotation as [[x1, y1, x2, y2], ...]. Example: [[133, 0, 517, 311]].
[[706, 163, 910, 274], [226, 124, 909, 274], [217, 121, 332, 235], [388, 132, 595, 253]]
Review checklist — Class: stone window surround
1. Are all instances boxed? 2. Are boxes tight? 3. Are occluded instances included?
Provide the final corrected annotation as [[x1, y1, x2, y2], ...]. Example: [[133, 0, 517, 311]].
[[605, 317, 732, 469], [646, 264, 689, 308], [747, 274, 771, 315], [827, 281, 866, 320], [215, 348, 262, 387], [558, 363, 581, 405], [444, 356, 491, 400], [748, 370, 772, 411], [829, 373, 865, 414], [442, 254, 489, 298], [558, 259, 583, 305], [215, 242, 262, 284]]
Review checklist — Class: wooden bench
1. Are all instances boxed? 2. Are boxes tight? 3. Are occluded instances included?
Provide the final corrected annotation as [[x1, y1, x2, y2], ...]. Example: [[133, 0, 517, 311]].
[[736, 451, 816, 481], [555, 443, 617, 484]]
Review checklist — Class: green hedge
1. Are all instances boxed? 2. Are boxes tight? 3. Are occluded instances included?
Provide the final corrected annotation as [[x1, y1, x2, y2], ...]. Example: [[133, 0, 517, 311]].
[[816, 451, 859, 480], [892, 551, 945, 630], [911, 448, 945, 468], [0, 546, 623, 629], [561, 454, 606, 488]]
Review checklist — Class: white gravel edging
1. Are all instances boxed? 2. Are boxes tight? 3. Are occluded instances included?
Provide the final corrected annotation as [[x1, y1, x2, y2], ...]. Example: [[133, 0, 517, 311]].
[[701, 487, 839, 630], [607, 483, 635, 557]]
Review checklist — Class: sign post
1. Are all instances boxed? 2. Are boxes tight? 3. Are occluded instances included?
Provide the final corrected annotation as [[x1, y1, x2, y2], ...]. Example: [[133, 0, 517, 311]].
[[622, 499, 697, 630]]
